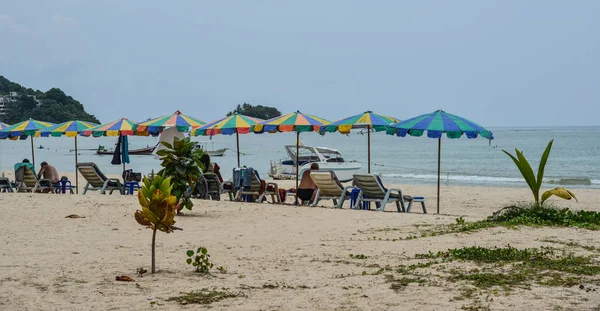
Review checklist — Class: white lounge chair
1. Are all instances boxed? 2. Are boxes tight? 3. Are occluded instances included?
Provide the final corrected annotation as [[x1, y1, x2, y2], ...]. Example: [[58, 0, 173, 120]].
[[352, 174, 426, 213], [76, 162, 123, 195], [310, 171, 354, 208]]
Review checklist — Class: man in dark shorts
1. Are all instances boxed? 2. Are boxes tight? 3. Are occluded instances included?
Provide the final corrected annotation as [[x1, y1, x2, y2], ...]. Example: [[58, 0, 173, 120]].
[[297, 163, 319, 204]]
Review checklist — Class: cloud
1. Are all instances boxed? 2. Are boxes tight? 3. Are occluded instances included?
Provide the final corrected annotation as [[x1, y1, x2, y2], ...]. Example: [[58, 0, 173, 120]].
[[51, 15, 80, 27], [0, 14, 14, 23], [0, 14, 28, 32]]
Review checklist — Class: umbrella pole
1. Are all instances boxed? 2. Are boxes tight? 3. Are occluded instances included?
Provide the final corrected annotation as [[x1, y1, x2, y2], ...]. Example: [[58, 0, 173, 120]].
[[30, 135, 35, 168], [75, 136, 79, 194], [437, 137, 441, 214], [295, 131, 300, 204], [236, 131, 240, 167], [367, 126, 371, 173]]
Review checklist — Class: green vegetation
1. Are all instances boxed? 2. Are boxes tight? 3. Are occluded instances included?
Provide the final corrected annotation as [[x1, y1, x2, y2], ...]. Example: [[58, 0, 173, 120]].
[[490, 205, 600, 229], [134, 173, 179, 273], [167, 288, 243, 305], [503, 139, 577, 206], [227, 102, 281, 120], [157, 137, 206, 211], [415, 245, 600, 289], [186, 247, 214, 273], [0, 75, 99, 124], [360, 205, 600, 240]]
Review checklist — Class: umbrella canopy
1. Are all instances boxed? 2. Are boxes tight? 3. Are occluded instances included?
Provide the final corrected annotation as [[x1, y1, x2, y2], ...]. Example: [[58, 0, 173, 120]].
[[386, 109, 493, 139], [40, 120, 98, 137], [253, 111, 329, 201], [324, 111, 398, 134], [323, 111, 399, 173], [39, 120, 98, 194], [138, 110, 205, 134], [386, 110, 494, 213], [191, 113, 264, 167], [0, 119, 54, 167], [252, 111, 329, 133], [192, 113, 263, 136], [82, 118, 140, 137], [0, 121, 10, 130], [0, 118, 54, 138]]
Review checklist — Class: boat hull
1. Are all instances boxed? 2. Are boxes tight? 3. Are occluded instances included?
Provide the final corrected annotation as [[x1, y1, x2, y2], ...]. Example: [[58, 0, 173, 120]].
[[96, 145, 156, 156], [206, 149, 227, 157]]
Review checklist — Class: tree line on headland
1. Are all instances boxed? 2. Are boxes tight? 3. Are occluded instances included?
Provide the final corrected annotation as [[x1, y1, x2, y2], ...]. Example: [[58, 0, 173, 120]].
[[0, 75, 282, 125], [0, 75, 100, 124]]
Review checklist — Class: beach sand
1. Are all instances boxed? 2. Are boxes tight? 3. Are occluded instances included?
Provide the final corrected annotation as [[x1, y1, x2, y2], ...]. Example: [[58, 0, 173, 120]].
[[1, 171, 599, 310]]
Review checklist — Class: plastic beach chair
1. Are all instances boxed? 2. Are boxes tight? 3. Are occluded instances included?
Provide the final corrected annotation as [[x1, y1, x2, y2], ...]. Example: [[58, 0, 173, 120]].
[[15, 166, 54, 193], [235, 168, 281, 203], [352, 174, 426, 213], [0, 177, 13, 193], [193, 173, 221, 200], [310, 171, 354, 208], [76, 162, 124, 195]]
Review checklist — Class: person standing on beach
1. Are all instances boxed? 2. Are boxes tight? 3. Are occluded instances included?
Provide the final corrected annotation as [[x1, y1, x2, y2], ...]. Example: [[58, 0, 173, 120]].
[[37, 161, 60, 184]]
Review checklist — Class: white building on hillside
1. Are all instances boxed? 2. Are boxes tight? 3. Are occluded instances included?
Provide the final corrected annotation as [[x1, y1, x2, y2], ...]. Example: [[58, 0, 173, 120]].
[[0, 92, 42, 116]]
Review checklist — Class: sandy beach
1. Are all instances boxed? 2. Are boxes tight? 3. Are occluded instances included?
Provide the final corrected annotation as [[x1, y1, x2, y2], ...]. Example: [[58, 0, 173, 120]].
[[1, 171, 599, 310]]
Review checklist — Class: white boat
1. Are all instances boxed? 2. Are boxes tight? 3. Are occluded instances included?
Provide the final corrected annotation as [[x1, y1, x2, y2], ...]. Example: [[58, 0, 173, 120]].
[[196, 141, 227, 157], [269, 145, 362, 182]]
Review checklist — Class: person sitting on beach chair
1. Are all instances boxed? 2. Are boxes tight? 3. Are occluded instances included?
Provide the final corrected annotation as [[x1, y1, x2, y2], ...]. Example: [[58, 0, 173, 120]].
[[14, 159, 54, 193], [13, 159, 34, 190], [38, 161, 60, 184], [297, 163, 319, 205]]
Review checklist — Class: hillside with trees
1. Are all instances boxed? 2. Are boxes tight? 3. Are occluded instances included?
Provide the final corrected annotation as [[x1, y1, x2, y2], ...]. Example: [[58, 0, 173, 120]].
[[227, 103, 281, 120], [0, 75, 99, 124]]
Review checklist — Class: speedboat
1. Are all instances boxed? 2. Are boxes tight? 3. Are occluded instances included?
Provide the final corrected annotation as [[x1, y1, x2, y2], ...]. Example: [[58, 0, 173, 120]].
[[269, 145, 362, 182]]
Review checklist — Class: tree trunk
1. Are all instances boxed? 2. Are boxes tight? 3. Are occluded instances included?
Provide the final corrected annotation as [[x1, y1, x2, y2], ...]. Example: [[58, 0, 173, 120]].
[[151, 227, 157, 273]]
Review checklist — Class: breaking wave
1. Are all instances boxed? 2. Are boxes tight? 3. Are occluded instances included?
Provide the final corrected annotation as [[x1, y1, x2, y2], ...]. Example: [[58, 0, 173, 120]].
[[381, 173, 599, 186]]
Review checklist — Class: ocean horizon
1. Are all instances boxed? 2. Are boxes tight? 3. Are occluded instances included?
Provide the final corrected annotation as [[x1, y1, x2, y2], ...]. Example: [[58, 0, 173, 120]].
[[1, 125, 598, 189]]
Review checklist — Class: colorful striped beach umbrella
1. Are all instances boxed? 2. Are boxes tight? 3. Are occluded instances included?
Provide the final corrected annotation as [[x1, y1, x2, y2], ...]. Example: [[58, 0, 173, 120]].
[[0, 118, 54, 167], [253, 111, 330, 198], [82, 118, 143, 172], [137, 110, 205, 134], [0, 122, 9, 140], [81, 118, 140, 137], [386, 110, 494, 213], [323, 111, 399, 173], [40, 120, 98, 193], [191, 113, 264, 167]]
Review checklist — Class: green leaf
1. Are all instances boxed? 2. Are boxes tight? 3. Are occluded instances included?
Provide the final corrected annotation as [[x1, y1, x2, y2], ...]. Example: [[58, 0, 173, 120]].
[[156, 150, 170, 156], [201, 248, 208, 254], [186, 250, 194, 257], [536, 139, 553, 191], [175, 165, 186, 175], [186, 258, 192, 264], [503, 149, 536, 201], [515, 149, 537, 197], [541, 187, 578, 205], [160, 141, 173, 149]]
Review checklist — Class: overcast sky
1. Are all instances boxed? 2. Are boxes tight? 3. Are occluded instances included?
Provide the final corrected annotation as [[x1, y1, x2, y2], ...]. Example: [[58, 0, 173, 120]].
[[1, 1, 598, 127]]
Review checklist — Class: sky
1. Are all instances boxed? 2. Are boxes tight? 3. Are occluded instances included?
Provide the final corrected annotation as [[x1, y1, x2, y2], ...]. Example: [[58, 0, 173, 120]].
[[0, 1, 598, 127]]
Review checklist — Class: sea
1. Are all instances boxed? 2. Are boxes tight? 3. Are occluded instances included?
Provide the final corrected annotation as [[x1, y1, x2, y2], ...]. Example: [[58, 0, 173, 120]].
[[0, 126, 598, 189]]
